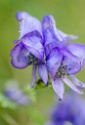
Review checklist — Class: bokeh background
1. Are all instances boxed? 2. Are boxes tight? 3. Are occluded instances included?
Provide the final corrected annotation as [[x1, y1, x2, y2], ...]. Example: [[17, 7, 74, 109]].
[[0, 0, 85, 125]]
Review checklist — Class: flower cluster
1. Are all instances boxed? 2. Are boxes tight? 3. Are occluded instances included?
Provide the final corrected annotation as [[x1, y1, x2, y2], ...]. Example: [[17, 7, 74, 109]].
[[45, 93, 85, 125], [11, 12, 85, 99]]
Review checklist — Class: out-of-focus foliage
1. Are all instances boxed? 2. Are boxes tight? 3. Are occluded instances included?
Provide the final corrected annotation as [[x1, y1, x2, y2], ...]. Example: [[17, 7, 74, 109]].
[[0, 0, 85, 125]]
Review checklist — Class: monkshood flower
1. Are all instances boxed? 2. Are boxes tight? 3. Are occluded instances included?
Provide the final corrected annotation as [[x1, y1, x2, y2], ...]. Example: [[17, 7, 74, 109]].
[[4, 84, 30, 106], [42, 15, 85, 99], [45, 93, 85, 125], [11, 12, 48, 87]]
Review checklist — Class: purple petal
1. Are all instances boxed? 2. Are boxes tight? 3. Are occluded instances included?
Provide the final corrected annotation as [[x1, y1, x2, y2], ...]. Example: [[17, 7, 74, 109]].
[[70, 75, 85, 89], [42, 15, 56, 30], [22, 36, 44, 62], [63, 49, 78, 62], [45, 41, 69, 56], [30, 65, 37, 88], [42, 15, 78, 57], [46, 48, 63, 78], [63, 77, 83, 94], [42, 15, 62, 46], [38, 63, 48, 86], [58, 29, 78, 41], [42, 15, 78, 48], [22, 30, 42, 40], [63, 56, 80, 74], [51, 77, 64, 100], [66, 61, 81, 75], [66, 43, 85, 67], [66, 43, 85, 70], [62, 49, 81, 74], [14, 12, 42, 43], [10, 42, 30, 68]]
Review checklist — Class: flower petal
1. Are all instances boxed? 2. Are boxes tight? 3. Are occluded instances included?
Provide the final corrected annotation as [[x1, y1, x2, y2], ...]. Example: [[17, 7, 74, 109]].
[[42, 15, 78, 56], [66, 62, 81, 75], [42, 15, 62, 46], [46, 48, 63, 78], [63, 49, 78, 62], [51, 77, 64, 100], [14, 12, 42, 43], [30, 65, 37, 88], [66, 43, 85, 63], [58, 29, 78, 41], [45, 41, 68, 56], [65, 43, 85, 73], [22, 36, 44, 62], [63, 77, 83, 94], [38, 63, 48, 86], [42, 15, 78, 47], [22, 30, 42, 40], [62, 49, 81, 74], [10, 42, 30, 68], [70, 75, 85, 89]]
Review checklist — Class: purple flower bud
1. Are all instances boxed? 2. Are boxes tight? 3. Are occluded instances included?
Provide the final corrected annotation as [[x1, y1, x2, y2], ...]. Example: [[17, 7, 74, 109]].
[[4, 85, 30, 106]]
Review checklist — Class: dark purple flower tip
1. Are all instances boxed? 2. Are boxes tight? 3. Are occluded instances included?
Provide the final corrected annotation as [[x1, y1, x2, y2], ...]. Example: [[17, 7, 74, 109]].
[[4, 85, 30, 106], [10, 42, 30, 69]]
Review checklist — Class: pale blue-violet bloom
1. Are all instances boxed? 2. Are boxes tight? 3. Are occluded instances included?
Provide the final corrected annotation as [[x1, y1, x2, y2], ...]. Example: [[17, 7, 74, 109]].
[[42, 15, 85, 99], [11, 12, 48, 87]]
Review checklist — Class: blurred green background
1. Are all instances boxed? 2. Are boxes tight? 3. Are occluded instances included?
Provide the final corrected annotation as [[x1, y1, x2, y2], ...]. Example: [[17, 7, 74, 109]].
[[0, 0, 85, 125]]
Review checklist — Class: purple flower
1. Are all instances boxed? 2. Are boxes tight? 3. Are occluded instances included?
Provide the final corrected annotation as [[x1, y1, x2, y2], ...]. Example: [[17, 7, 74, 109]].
[[45, 93, 85, 125], [4, 84, 30, 106], [11, 12, 48, 87], [42, 15, 85, 99]]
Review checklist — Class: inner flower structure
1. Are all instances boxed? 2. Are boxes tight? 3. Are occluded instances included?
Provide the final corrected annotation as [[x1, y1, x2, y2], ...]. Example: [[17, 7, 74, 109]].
[[27, 54, 39, 65], [56, 64, 67, 78]]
